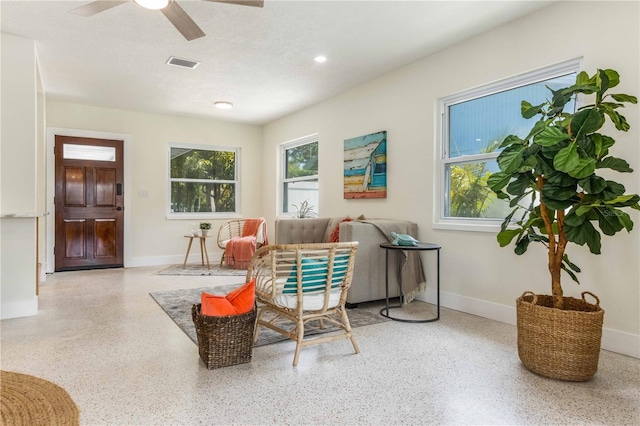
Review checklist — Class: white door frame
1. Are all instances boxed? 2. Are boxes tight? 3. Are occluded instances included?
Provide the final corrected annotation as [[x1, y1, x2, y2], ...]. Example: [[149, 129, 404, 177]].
[[46, 127, 132, 273]]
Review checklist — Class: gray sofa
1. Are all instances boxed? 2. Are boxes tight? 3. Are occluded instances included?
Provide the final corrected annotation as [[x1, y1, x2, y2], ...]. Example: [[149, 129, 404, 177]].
[[275, 217, 419, 304]]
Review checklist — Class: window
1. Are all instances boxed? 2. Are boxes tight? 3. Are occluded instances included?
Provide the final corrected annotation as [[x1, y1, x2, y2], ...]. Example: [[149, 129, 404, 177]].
[[436, 60, 580, 231], [168, 144, 239, 218], [281, 135, 319, 216]]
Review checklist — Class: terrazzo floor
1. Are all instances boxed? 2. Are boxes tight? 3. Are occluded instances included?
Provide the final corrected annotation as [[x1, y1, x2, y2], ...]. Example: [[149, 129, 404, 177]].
[[1, 266, 638, 425]]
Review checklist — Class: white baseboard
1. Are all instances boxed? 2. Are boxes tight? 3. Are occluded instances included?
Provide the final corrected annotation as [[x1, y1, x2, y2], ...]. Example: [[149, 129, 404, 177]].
[[128, 253, 223, 268], [415, 289, 639, 359], [1, 297, 38, 320]]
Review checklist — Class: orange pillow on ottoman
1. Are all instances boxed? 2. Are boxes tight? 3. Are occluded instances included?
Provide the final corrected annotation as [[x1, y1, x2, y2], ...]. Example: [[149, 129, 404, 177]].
[[201, 280, 255, 316]]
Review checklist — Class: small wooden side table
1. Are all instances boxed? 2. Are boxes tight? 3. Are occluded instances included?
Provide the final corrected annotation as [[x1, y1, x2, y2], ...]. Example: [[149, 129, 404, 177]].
[[183, 235, 211, 269]]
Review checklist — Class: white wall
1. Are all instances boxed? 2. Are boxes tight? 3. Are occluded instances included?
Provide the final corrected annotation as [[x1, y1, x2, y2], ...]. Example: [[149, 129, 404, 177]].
[[0, 33, 41, 319], [45, 101, 263, 267], [262, 1, 640, 357]]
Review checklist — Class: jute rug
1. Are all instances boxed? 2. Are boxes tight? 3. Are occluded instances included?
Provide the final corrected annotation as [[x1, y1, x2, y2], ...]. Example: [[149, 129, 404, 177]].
[[0, 370, 79, 426], [157, 264, 247, 276], [150, 284, 389, 347]]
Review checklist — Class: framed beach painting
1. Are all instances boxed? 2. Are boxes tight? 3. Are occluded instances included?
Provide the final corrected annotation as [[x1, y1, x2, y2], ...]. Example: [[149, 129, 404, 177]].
[[343, 131, 387, 199]]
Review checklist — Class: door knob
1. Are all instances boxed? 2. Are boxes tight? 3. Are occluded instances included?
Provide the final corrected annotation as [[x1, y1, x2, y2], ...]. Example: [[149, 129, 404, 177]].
[[115, 206, 123, 211]]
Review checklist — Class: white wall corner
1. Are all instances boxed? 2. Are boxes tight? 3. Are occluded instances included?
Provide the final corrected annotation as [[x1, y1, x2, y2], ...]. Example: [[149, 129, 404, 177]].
[[417, 290, 639, 359]]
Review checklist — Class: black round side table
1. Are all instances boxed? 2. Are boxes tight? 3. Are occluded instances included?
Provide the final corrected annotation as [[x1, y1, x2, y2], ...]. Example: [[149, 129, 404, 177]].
[[379, 242, 441, 323]]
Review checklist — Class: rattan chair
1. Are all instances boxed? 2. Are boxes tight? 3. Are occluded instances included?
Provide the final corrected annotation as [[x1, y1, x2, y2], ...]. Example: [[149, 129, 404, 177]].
[[248, 242, 360, 366], [217, 218, 267, 266]]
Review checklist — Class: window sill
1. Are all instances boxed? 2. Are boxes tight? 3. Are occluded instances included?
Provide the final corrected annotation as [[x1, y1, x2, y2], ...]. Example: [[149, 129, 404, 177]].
[[166, 213, 241, 220], [432, 219, 501, 233]]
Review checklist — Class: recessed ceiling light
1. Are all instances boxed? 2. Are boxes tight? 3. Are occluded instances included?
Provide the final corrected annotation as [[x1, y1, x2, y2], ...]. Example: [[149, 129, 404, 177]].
[[134, 0, 170, 10], [314, 55, 327, 63], [214, 101, 233, 109]]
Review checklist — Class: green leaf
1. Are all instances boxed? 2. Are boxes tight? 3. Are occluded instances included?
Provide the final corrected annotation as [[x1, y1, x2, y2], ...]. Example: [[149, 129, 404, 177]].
[[542, 184, 577, 201], [604, 194, 640, 206], [595, 207, 624, 236], [615, 210, 634, 231], [598, 181, 626, 201], [524, 120, 547, 141], [499, 135, 524, 149], [565, 220, 602, 254], [501, 208, 518, 232], [546, 171, 576, 187], [575, 71, 591, 86], [602, 107, 630, 131], [565, 210, 586, 225], [603, 69, 620, 88], [518, 155, 537, 173], [597, 156, 633, 173], [521, 101, 545, 119], [497, 145, 525, 174], [553, 143, 580, 173], [533, 126, 570, 147], [540, 194, 574, 210], [487, 172, 512, 192], [562, 254, 581, 273], [561, 264, 581, 284], [575, 205, 593, 217], [495, 191, 510, 200], [568, 158, 596, 179], [514, 236, 531, 255], [596, 69, 610, 95], [506, 175, 530, 196], [610, 93, 638, 104], [569, 108, 604, 139], [579, 175, 607, 194], [497, 229, 520, 247]]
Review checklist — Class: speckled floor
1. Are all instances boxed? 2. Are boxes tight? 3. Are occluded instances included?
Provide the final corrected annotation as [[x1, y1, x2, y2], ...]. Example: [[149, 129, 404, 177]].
[[1, 266, 638, 425]]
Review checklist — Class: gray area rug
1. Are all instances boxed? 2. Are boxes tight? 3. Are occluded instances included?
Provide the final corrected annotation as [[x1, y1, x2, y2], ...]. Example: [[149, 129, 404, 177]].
[[150, 284, 389, 347], [157, 264, 247, 276]]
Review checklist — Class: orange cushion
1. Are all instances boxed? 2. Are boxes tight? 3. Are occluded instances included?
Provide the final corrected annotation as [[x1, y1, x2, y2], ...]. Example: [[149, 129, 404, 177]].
[[201, 279, 255, 316], [329, 217, 352, 243]]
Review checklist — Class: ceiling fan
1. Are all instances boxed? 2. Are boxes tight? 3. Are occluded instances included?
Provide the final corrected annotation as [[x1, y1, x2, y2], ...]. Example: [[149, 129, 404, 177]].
[[69, 0, 264, 41]]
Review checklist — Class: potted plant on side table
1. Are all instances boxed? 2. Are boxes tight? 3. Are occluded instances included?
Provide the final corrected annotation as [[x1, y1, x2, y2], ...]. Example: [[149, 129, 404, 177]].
[[488, 68, 639, 381], [199, 222, 212, 237]]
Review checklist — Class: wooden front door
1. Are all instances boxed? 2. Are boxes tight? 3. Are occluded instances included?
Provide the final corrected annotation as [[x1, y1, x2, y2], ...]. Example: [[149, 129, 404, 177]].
[[55, 136, 124, 271]]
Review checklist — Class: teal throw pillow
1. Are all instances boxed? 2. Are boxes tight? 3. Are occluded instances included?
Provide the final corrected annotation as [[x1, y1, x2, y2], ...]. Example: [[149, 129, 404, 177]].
[[283, 256, 348, 294]]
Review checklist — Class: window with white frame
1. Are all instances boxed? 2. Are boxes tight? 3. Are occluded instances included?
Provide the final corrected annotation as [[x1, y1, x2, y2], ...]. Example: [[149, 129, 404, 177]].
[[281, 135, 319, 216], [168, 144, 239, 217], [436, 60, 580, 230]]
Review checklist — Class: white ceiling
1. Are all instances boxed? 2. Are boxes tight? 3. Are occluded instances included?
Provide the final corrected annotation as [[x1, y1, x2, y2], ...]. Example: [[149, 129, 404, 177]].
[[1, 0, 555, 125]]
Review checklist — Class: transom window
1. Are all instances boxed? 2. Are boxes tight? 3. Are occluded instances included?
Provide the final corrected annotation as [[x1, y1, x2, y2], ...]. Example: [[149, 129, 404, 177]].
[[281, 135, 319, 216], [168, 144, 239, 218], [436, 60, 580, 231]]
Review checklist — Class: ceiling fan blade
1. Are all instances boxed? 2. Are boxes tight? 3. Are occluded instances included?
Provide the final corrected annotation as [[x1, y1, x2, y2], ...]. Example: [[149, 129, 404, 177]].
[[69, 1, 128, 17], [202, 0, 264, 8], [161, 1, 206, 41]]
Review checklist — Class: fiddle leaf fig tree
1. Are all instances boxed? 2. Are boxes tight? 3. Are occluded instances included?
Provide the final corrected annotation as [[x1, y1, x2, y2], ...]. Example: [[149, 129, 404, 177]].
[[488, 69, 639, 309]]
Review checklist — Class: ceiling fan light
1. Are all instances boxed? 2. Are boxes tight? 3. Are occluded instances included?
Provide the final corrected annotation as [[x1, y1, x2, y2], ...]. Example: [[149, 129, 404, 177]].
[[214, 101, 234, 110], [134, 0, 170, 10]]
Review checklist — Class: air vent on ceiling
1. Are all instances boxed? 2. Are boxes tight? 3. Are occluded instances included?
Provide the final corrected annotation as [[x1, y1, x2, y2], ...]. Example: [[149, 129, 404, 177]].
[[166, 56, 200, 69]]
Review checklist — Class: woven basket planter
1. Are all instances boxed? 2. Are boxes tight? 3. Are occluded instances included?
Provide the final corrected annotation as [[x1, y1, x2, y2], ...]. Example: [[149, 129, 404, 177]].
[[192, 304, 257, 369], [516, 291, 604, 382]]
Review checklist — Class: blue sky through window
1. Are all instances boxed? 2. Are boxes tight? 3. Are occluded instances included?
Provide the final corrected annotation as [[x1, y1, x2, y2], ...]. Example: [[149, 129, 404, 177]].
[[449, 73, 576, 158]]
